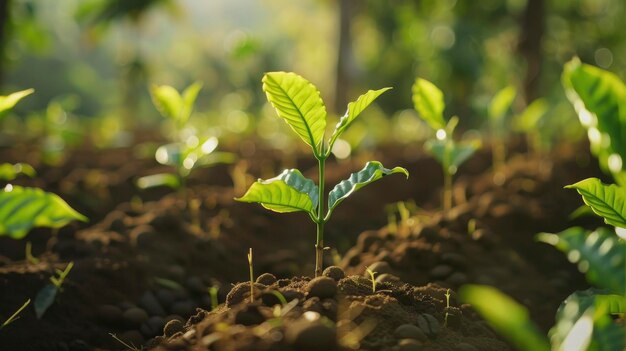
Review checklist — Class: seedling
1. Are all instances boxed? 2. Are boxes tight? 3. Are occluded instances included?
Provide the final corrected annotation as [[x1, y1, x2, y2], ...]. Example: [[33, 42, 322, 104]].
[[208, 286, 219, 310], [0, 90, 87, 241], [236, 72, 408, 277], [25, 242, 39, 265], [0, 299, 31, 330], [365, 266, 377, 293], [562, 57, 626, 186], [34, 262, 74, 319], [412, 78, 480, 211], [444, 288, 451, 327], [463, 177, 626, 350], [247, 248, 254, 303], [512, 98, 548, 155], [138, 82, 234, 192], [487, 85, 517, 184]]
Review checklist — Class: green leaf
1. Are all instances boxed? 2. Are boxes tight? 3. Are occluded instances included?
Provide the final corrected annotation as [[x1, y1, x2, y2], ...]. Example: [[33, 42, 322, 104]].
[[34, 284, 58, 319], [328, 87, 392, 150], [136, 173, 181, 190], [513, 98, 548, 132], [412, 78, 446, 130], [458, 284, 550, 351], [537, 227, 625, 295], [565, 178, 626, 229], [488, 85, 517, 121], [0, 163, 36, 181], [181, 81, 203, 124], [550, 289, 626, 351], [562, 58, 626, 184], [150, 84, 183, 123], [327, 161, 408, 218], [0, 88, 34, 118], [425, 139, 480, 175], [262, 72, 327, 153], [0, 186, 87, 239], [235, 169, 318, 215]]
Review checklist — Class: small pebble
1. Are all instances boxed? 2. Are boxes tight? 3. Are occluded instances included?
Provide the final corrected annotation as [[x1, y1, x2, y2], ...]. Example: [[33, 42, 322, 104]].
[[394, 324, 427, 341], [123, 307, 149, 328], [163, 319, 184, 337], [416, 313, 440, 338], [256, 273, 277, 285], [429, 265, 453, 279], [286, 320, 337, 351], [97, 304, 122, 325], [139, 291, 166, 316], [307, 277, 337, 299], [235, 305, 265, 326], [397, 338, 422, 351], [186, 276, 206, 294], [376, 273, 401, 284], [322, 266, 345, 281], [170, 300, 196, 317], [155, 289, 176, 309], [455, 342, 479, 351]]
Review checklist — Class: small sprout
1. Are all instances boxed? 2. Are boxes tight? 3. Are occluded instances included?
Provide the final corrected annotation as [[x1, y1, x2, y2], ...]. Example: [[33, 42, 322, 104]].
[[365, 266, 377, 293], [25, 241, 39, 265], [488, 85, 517, 183], [35, 262, 74, 319], [154, 277, 184, 291], [0, 299, 31, 330], [270, 290, 288, 306], [444, 288, 451, 327], [413, 78, 480, 211], [208, 286, 219, 310], [236, 72, 408, 276], [139, 82, 235, 194], [467, 218, 477, 236], [110, 333, 144, 351], [247, 248, 254, 303]]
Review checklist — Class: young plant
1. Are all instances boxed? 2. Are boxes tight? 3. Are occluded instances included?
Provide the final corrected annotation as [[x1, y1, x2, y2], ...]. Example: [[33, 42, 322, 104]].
[[365, 266, 377, 293], [488, 85, 517, 184], [461, 177, 626, 350], [562, 57, 626, 186], [512, 98, 549, 155], [0, 90, 86, 242], [247, 248, 254, 303], [0, 299, 31, 330], [138, 82, 234, 191], [35, 262, 74, 319], [412, 78, 480, 211], [236, 72, 408, 277]]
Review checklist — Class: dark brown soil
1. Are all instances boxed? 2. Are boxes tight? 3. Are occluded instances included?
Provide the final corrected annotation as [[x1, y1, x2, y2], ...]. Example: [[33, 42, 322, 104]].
[[0, 139, 604, 350]]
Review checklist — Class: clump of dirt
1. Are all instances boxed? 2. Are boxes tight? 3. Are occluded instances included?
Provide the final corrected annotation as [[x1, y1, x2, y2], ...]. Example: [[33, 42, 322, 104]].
[[149, 267, 509, 351]]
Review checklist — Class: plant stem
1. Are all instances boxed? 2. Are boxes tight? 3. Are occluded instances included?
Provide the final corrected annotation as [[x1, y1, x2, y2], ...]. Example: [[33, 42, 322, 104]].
[[247, 248, 254, 303], [315, 154, 326, 277], [443, 169, 452, 212]]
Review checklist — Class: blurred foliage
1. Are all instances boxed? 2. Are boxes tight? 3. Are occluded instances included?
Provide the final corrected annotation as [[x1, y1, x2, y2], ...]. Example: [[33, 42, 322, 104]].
[[0, 0, 624, 153]]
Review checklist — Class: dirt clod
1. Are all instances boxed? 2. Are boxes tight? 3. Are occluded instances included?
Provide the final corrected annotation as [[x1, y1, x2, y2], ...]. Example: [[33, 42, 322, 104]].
[[306, 276, 337, 299], [416, 313, 440, 338], [394, 324, 427, 341], [163, 319, 185, 337], [285, 320, 337, 351], [322, 266, 345, 281], [123, 307, 150, 328], [256, 272, 277, 285]]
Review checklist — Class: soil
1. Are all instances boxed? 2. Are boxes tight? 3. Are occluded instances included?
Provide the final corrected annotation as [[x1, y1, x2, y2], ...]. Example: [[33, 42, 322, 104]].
[[0, 138, 605, 350]]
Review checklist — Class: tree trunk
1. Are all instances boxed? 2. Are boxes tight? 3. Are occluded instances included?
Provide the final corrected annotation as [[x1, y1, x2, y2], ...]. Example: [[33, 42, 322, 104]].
[[518, 0, 544, 103], [334, 0, 355, 114], [0, 0, 11, 87]]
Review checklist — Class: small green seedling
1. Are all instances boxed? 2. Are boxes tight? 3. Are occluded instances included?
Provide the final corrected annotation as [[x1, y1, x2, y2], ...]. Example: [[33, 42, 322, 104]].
[[0, 88, 34, 120], [208, 286, 219, 310], [0, 163, 36, 181], [25, 241, 39, 265], [463, 177, 626, 350], [444, 288, 451, 327], [138, 82, 234, 191], [0, 185, 87, 240], [562, 57, 626, 186], [412, 78, 480, 211], [247, 248, 254, 303], [0, 299, 31, 330], [34, 261, 74, 319], [512, 98, 548, 155], [236, 72, 408, 277], [365, 266, 377, 293], [487, 85, 517, 183]]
